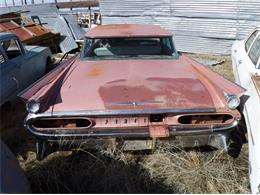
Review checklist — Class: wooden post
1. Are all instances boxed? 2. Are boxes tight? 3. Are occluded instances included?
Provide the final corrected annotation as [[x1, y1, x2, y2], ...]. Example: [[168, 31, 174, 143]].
[[12, 0, 15, 6], [4, 0, 8, 7], [24, 0, 27, 5], [89, 6, 91, 28], [32, 0, 34, 4]]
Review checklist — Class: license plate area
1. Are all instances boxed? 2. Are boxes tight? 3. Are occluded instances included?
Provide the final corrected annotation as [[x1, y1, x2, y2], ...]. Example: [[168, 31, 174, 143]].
[[149, 125, 169, 138], [122, 139, 154, 151]]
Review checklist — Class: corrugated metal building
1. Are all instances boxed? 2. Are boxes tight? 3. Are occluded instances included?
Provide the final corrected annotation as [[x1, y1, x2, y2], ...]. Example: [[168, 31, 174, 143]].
[[0, 0, 87, 7], [100, 0, 260, 54]]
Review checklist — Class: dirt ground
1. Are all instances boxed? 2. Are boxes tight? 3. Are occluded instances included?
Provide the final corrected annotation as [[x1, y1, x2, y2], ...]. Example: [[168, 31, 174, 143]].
[[0, 54, 250, 193]]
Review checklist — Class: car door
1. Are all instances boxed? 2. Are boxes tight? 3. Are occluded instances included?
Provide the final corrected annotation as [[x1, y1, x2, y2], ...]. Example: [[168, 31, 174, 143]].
[[0, 37, 36, 96], [0, 41, 20, 105]]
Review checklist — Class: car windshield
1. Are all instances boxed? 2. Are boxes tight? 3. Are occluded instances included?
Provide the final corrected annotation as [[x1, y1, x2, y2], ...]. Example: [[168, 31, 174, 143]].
[[82, 37, 178, 60]]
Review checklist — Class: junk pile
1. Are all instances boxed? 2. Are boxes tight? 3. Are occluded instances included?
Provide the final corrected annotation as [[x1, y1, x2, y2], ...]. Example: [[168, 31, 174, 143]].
[[0, 12, 60, 52], [0, 3, 88, 54]]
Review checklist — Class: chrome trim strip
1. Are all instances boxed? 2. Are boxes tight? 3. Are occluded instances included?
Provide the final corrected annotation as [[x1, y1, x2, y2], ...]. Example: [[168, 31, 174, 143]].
[[169, 120, 239, 136], [25, 119, 239, 138], [107, 100, 164, 106], [28, 107, 216, 118]]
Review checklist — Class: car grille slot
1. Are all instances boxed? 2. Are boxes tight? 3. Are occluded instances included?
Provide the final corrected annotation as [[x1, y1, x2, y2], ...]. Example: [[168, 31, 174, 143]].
[[178, 114, 233, 125], [32, 117, 93, 130]]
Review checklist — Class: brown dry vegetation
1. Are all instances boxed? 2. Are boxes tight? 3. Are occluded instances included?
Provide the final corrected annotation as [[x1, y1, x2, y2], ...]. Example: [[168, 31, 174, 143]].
[[187, 53, 235, 82], [0, 54, 250, 193]]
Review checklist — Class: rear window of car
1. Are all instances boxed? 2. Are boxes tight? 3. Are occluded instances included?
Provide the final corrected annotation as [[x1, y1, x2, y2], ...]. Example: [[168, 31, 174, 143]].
[[82, 36, 178, 60], [248, 34, 260, 67], [245, 30, 258, 52]]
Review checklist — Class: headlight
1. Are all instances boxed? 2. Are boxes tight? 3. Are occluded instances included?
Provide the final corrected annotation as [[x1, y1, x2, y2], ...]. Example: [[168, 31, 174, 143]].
[[26, 100, 40, 113], [225, 94, 240, 110]]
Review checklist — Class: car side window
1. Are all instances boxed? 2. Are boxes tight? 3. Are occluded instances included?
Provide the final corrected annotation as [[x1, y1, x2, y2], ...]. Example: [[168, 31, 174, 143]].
[[0, 50, 6, 64], [245, 30, 258, 52], [0, 39, 23, 60], [248, 34, 260, 67]]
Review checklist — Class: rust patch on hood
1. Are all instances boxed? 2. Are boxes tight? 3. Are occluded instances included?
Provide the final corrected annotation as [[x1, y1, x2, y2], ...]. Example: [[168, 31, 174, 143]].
[[99, 77, 213, 110], [88, 64, 103, 77]]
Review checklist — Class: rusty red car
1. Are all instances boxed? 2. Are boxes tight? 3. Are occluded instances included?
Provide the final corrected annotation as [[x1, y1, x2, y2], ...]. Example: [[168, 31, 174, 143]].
[[19, 24, 246, 160]]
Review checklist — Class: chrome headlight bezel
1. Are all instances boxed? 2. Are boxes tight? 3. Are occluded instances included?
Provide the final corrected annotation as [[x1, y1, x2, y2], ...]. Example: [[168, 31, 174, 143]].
[[225, 94, 240, 110], [26, 99, 41, 114]]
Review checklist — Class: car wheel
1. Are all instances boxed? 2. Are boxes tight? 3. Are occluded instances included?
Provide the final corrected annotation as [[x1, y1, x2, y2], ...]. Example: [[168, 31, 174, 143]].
[[227, 126, 246, 158]]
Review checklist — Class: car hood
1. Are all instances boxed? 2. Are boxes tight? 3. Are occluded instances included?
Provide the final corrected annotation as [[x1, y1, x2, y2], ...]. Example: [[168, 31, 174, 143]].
[[49, 56, 229, 113]]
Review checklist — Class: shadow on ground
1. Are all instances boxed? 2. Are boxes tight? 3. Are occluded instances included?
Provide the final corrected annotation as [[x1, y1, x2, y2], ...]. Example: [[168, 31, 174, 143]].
[[25, 150, 176, 193]]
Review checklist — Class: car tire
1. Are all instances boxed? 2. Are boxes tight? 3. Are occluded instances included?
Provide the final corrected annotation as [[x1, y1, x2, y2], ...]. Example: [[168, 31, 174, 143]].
[[227, 126, 246, 158]]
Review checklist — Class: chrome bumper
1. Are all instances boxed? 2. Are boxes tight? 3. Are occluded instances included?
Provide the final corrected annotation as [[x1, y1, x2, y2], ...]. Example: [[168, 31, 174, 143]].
[[25, 118, 239, 138]]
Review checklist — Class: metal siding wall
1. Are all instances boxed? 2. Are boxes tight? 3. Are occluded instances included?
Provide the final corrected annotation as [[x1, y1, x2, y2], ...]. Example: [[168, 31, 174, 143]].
[[0, 0, 91, 6], [100, 0, 260, 54]]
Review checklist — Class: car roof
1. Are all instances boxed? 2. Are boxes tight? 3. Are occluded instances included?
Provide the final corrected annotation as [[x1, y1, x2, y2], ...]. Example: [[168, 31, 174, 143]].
[[0, 32, 18, 40], [85, 24, 172, 38]]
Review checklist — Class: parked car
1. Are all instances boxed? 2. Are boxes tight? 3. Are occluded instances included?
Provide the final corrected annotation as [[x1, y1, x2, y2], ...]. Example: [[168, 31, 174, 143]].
[[231, 27, 260, 194], [20, 24, 246, 160], [0, 32, 52, 109]]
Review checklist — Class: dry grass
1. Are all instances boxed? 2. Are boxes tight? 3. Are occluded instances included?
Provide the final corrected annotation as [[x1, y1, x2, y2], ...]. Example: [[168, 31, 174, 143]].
[[187, 53, 234, 81], [13, 144, 249, 193], [0, 54, 250, 193], [142, 144, 249, 193]]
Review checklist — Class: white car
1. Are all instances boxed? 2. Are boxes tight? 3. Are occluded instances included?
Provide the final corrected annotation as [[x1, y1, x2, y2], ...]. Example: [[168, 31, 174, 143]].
[[232, 27, 260, 194]]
